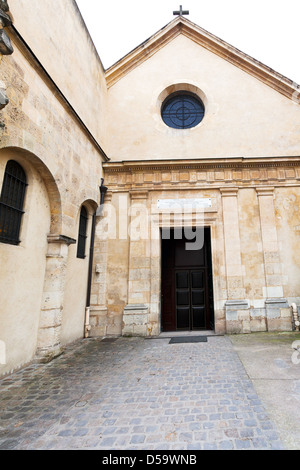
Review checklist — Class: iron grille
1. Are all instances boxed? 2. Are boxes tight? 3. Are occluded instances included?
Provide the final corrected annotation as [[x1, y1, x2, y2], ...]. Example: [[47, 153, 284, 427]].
[[77, 206, 88, 259], [161, 92, 205, 129], [0, 160, 27, 245]]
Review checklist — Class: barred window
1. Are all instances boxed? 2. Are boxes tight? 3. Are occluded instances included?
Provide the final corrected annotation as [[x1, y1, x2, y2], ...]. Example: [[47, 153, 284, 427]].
[[0, 160, 27, 245], [77, 206, 88, 259], [161, 92, 205, 129]]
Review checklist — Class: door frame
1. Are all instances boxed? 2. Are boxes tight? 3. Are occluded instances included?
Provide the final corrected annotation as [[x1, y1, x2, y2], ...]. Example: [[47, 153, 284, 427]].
[[160, 226, 215, 332]]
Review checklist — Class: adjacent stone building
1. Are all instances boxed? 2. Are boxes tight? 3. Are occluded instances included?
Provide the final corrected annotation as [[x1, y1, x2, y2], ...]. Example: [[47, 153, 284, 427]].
[[1, 0, 300, 376]]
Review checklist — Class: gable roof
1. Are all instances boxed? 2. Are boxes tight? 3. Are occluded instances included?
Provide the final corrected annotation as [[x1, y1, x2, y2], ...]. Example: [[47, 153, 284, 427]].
[[105, 16, 300, 102]]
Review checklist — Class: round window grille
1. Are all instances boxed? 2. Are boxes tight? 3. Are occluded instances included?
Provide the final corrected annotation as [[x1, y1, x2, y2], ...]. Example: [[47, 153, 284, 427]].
[[161, 92, 205, 129]]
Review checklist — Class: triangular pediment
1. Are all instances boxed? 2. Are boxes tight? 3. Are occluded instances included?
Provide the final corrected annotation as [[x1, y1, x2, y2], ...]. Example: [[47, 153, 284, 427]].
[[105, 16, 299, 101]]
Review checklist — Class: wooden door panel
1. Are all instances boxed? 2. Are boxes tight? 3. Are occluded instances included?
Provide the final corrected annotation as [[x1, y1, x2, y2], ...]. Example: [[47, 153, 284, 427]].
[[177, 307, 190, 329], [161, 229, 214, 332], [192, 306, 206, 329]]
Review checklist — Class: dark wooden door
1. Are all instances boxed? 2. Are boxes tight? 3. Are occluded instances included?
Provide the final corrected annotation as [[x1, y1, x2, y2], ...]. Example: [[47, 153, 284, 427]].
[[161, 229, 214, 331]]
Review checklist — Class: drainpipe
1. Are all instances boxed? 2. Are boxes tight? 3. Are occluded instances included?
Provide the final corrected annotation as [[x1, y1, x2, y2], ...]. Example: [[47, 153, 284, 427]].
[[84, 179, 108, 338], [84, 212, 95, 338], [291, 303, 299, 331]]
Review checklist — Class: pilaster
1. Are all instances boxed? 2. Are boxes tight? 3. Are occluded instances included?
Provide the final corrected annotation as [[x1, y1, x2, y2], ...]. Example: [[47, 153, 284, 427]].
[[256, 187, 289, 330], [89, 192, 112, 337], [36, 234, 76, 362], [221, 188, 249, 333], [122, 190, 150, 336]]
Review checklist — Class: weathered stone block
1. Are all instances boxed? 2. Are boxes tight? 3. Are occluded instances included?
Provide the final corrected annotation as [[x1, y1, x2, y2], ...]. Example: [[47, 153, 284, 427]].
[[90, 326, 106, 337], [226, 320, 243, 334], [89, 315, 98, 327], [241, 320, 251, 334], [225, 300, 248, 323], [90, 294, 98, 305], [265, 298, 289, 319], [37, 325, 61, 351], [267, 318, 292, 332], [281, 307, 292, 318], [215, 319, 226, 335], [122, 325, 134, 336], [122, 304, 149, 336], [133, 324, 147, 336], [250, 308, 265, 318], [238, 310, 250, 321], [250, 317, 267, 332], [39, 308, 62, 329], [106, 323, 122, 336]]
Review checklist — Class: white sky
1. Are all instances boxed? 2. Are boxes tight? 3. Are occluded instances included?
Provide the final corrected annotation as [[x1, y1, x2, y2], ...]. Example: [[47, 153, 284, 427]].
[[76, 0, 300, 84]]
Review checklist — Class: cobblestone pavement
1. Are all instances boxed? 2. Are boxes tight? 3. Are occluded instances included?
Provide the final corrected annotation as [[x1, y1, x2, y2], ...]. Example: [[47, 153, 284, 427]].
[[0, 336, 284, 450]]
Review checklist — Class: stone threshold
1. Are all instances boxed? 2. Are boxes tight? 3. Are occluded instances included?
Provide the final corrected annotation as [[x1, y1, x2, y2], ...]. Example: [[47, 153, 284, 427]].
[[148, 330, 221, 339]]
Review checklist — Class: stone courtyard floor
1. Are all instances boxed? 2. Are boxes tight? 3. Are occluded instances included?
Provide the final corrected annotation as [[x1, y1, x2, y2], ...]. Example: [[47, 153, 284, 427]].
[[0, 332, 300, 451]]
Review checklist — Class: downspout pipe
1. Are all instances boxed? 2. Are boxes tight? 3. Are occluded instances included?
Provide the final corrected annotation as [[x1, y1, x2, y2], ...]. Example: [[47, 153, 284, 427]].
[[85, 179, 108, 338], [291, 303, 299, 331], [85, 212, 96, 338]]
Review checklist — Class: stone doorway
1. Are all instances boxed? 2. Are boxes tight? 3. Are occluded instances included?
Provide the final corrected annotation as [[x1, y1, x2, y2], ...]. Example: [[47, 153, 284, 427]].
[[161, 227, 215, 332]]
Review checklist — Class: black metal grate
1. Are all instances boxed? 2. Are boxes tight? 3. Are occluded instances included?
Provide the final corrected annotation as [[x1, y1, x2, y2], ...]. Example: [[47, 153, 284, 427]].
[[162, 92, 205, 129], [0, 160, 27, 245], [77, 206, 88, 259]]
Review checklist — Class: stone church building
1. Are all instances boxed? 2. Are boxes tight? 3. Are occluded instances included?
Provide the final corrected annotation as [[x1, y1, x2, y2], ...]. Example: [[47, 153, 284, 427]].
[[1, 0, 300, 376]]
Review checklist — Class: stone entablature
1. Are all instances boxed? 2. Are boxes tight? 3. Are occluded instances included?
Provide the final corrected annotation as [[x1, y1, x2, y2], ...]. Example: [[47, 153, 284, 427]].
[[103, 158, 300, 191]]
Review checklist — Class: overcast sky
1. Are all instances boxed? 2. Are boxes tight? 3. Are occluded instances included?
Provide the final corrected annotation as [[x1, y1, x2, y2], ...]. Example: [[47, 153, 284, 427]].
[[76, 0, 300, 84]]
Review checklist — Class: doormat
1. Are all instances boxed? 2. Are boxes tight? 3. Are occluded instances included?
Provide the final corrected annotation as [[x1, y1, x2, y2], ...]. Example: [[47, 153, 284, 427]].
[[169, 336, 208, 344]]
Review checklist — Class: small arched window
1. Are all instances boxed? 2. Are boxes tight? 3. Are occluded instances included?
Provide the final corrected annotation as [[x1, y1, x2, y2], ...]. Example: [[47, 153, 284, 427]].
[[0, 160, 27, 245], [77, 206, 88, 259]]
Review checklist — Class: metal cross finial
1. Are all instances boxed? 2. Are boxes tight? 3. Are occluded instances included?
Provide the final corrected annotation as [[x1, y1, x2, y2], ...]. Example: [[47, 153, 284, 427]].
[[173, 5, 189, 16]]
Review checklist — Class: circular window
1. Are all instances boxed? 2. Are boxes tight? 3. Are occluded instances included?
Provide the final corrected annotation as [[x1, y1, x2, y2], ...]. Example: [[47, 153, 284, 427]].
[[161, 92, 205, 129]]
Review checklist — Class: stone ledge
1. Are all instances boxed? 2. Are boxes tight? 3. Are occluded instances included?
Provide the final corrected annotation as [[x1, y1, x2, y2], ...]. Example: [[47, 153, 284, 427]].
[[124, 304, 149, 314]]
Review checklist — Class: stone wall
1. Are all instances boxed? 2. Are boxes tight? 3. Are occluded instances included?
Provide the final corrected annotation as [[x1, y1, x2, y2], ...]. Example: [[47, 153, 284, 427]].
[[0, 0, 13, 109], [0, 1, 107, 375], [89, 158, 300, 337], [8, 0, 108, 149]]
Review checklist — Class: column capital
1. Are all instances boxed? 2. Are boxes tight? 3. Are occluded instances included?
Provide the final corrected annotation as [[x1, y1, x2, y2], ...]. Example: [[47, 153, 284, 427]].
[[256, 186, 275, 197], [220, 187, 239, 197], [129, 190, 149, 200]]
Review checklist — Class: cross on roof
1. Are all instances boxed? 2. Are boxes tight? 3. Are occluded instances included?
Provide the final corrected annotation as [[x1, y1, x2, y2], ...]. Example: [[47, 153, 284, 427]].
[[173, 5, 189, 16]]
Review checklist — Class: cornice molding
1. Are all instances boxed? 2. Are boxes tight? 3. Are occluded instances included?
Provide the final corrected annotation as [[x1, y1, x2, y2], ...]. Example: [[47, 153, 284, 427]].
[[105, 22, 181, 88], [103, 157, 300, 174]]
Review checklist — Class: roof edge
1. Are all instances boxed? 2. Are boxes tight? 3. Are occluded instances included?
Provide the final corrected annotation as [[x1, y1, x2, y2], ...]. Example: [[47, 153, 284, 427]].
[[105, 16, 300, 102]]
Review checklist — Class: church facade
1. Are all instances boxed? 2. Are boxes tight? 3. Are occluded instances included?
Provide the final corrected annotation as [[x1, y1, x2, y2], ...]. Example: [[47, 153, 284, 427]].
[[1, 0, 300, 376]]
